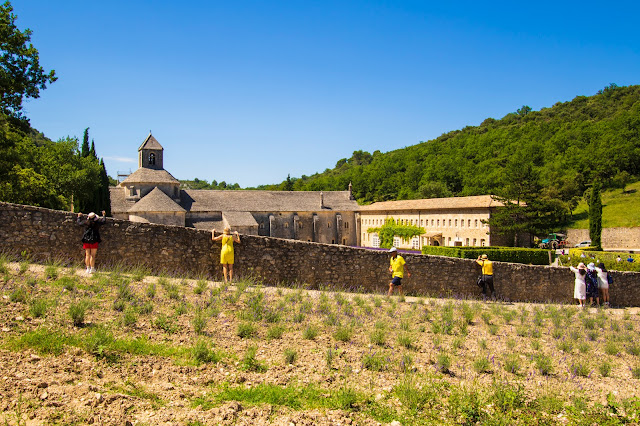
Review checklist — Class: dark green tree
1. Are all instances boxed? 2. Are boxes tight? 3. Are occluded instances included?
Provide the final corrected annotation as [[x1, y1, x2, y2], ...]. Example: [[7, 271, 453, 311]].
[[99, 158, 111, 216], [81, 127, 90, 157], [588, 181, 603, 250], [0, 1, 57, 120], [283, 174, 294, 191], [89, 140, 96, 158]]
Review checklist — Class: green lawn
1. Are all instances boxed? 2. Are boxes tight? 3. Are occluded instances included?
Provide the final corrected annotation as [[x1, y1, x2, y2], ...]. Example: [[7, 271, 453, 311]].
[[567, 181, 640, 229]]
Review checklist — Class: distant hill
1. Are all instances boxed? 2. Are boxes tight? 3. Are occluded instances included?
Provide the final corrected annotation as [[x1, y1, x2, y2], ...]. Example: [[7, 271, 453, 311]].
[[568, 181, 640, 229], [258, 84, 640, 228]]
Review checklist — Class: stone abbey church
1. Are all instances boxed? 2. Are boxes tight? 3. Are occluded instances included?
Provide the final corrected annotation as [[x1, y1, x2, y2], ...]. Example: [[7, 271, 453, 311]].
[[110, 134, 360, 245], [111, 134, 504, 249]]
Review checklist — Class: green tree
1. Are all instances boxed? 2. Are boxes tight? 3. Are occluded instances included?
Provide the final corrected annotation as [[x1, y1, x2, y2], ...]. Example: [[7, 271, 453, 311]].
[[0, 1, 57, 119], [81, 127, 90, 157], [368, 218, 424, 249], [588, 181, 603, 250]]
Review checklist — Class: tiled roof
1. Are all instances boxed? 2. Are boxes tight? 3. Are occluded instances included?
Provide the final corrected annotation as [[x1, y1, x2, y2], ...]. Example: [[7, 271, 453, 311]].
[[359, 195, 502, 211], [109, 187, 134, 214], [180, 190, 358, 212], [222, 211, 259, 227], [119, 168, 180, 185], [138, 133, 163, 151], [127, 187, 186, 213]]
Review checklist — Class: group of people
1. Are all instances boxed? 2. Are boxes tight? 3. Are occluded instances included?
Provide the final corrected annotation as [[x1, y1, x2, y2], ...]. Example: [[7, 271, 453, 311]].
[[570, 262, 611, 307], [76, 215, 617, 307]]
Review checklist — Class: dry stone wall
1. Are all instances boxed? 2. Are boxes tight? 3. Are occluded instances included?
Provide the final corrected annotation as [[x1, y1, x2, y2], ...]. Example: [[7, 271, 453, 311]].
[[567, 228, 640, 250], [2, 202, 639, 306]]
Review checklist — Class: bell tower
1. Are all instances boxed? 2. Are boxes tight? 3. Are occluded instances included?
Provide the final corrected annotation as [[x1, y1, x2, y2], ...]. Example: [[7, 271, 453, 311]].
[[138, 132, 164, 170]]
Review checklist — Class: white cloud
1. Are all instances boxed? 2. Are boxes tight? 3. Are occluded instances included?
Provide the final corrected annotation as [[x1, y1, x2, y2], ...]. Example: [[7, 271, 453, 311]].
[[104, 156, 136, 163]]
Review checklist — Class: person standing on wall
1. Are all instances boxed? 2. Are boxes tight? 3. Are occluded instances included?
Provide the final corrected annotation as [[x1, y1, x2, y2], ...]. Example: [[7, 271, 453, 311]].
[[476, 254, 495, 301], [77, 211, 106, 274], [212, 227, 241, 283], [388, 247, 410, 297]]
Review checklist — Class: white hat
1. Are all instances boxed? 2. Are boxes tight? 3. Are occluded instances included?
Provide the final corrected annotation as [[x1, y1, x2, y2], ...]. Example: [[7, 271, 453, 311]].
[[389, 247, 397, 253], [88, 212, 96, 219], [587, 262, 595, 270]]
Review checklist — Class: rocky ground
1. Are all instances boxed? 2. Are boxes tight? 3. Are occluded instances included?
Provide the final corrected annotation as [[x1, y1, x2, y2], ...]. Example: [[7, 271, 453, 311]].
[[2, 261, 640, 425]]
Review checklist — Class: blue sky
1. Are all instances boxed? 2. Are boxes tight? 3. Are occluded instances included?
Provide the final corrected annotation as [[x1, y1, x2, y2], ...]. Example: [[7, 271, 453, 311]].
[[13, 0, 640, 188]]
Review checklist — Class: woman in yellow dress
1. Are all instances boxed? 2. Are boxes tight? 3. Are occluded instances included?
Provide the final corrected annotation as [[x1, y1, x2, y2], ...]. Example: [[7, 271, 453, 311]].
[[212, 227, 241, 282]]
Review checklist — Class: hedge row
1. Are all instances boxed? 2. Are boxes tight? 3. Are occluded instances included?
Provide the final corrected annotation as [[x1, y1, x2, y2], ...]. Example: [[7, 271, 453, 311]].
[[421, 246, 551, 265]]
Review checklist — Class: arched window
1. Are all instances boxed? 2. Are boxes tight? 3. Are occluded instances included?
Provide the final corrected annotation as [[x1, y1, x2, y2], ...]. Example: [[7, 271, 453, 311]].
[[149, 153, 156, 165]]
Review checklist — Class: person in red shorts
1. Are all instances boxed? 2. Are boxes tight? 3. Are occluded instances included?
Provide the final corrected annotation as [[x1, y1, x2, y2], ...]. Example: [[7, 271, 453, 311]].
[[77, 211, 106, 274]]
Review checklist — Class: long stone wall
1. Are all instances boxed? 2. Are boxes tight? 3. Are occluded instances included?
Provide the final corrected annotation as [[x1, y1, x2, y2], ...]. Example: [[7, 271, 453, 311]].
[[2, 202, 639, 306], [567, 228, 640, 250]]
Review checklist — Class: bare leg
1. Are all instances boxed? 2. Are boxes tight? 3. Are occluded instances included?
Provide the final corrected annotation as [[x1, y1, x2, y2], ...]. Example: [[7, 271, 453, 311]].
[[388, 282, 394, 296], [228, 264, 234, 281], [602, 289, 609, 304], [222, 265, 229, 283], [84, 249, 91, 268], [89, 248, 98, 268]]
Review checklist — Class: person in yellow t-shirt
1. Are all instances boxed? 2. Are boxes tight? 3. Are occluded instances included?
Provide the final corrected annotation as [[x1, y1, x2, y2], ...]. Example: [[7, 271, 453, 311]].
[[388, 247, 410, 296], [476, 254, 495, 301], [212, 227, 241, 283]]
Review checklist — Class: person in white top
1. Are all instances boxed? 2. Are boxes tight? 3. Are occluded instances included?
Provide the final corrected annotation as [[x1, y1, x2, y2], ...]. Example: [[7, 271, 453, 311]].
[[569, 262, 587, 307], [595, 262, 610, 307]]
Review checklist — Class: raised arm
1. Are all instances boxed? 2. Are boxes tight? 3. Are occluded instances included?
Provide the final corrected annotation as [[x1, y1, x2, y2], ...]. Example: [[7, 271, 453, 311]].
[[233, 231, 241, 243]]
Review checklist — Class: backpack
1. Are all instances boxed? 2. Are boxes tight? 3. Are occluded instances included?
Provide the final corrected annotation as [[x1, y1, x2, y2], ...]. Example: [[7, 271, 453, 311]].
[[607, 274, 613, 285], [82, 226, 98, 244]]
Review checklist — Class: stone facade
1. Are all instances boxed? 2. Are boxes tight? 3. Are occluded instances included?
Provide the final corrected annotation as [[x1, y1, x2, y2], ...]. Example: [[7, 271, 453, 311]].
[[359, 196, 510, 249], [3, 201, 640, 306]]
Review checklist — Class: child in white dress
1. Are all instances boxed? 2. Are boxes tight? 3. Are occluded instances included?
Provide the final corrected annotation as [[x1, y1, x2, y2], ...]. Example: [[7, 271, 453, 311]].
[[569, 262, 587, 307]]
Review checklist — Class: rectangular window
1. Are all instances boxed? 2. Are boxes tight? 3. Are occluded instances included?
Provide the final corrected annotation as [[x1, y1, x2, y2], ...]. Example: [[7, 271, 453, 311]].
[[473, 238, 477, 246], [468, 219, 471, 227], [431, 219, 434, 226], [393, 236, 401, 247], [437, 219, 440, 227], [465, 238, 469, 246], [481, 239, 486, 246], [372, 234, 380, 248], [474, 219, 478, 227], [455, 219, 458, 227], [448, 219, 452, 227], [412, 237, 419, 249]]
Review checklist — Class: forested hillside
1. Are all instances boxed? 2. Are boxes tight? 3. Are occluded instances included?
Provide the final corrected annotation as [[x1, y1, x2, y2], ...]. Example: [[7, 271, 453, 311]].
[[262, 84, 639, 210]]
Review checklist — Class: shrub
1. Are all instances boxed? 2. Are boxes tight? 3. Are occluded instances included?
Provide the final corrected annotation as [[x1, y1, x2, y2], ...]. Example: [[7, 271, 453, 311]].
[[421, 246, 550, 265], [154, 314, 178, 334], [10, 286, 28, 303], [604, 341, 619, 356], [146, 283, 157, 299], [44, 264, 59, 280], [362, 351, 387, 371], [303, 325, 319, 340], [241, 346, 267, 372], [122, 307, 138, 327], [572, 362, 591, 378], [492, 382, 526, 413], [192, 310, 207, 335], [69, 300, 89, 326], [284, 348, 297, 365], [194, 279, 207, 295], [333, 326, 353, 342], [599, 362, 612, 377], [369, 328, 386, 346], [473, 356, 491, 374], [192, 340, 221, 364], [503, 354, 520, 374], [138, 300, 154, 315], [237, 322, 257, 339], [267, 325, 285, 339], [436, 353, 452, 374], [29, 298, 48, 318], [397, 333, 414, 350], [56, 276, 77, 292], [535, 354, 553, 375]]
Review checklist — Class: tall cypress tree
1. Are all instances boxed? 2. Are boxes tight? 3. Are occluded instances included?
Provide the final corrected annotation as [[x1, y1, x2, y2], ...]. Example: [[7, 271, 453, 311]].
[[89, 139, 96, 158], [81, 127, 90, 157], [588, 181, 603, 250], [99, 159, 111, 216]]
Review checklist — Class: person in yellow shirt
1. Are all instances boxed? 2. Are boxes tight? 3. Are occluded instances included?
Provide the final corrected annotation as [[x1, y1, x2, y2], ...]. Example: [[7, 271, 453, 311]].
[[388, 247, 410, 296], [476, 254, 494, 301], [212, 227, 241, 283]]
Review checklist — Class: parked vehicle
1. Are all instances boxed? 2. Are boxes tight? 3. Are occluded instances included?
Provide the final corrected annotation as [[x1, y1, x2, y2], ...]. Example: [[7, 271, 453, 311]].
[[575, 240, 592, 248], [539, 233, 568, 249]]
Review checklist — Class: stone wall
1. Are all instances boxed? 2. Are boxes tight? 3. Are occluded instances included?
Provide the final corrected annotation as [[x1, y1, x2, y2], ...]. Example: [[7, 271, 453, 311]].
[[567, 228, 640, 250], [2, 202, 640, 306]]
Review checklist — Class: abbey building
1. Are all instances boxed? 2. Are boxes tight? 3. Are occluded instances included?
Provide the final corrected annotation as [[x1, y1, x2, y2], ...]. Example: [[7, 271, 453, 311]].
[[111, 134, 505, 248]]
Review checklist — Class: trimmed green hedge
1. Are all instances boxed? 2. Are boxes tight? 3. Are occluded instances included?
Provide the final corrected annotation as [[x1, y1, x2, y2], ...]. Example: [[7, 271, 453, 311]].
[[421, 246, 551, 265]]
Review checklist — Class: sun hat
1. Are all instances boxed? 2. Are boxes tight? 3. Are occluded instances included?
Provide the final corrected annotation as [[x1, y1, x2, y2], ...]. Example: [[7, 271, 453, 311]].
[[88, 212, 96, 219], [577, 262, 587, 270], [587, 262, 595, 270], [481, 254, 488, 260], [223, 227, 230, 234], [389, 247, 397, 253]]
